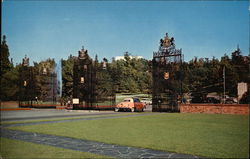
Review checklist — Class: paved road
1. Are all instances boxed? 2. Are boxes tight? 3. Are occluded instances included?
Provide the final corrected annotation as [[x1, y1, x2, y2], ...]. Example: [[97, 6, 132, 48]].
[[2, 113, 159, 128], [1, 113, 205, 159], [144, 104, 152, 112], [1, 105, 153, 121], [1, 109, 121, 121]]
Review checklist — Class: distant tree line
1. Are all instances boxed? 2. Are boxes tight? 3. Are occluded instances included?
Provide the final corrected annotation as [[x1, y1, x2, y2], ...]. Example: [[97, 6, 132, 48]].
[[0, 36, 59, 102], [1, 35, 249, 103], [182, 49, 250, 103]]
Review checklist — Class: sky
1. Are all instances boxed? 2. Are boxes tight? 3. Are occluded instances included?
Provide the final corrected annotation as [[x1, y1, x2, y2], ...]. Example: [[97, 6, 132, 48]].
[[2, 1, 249, 65]]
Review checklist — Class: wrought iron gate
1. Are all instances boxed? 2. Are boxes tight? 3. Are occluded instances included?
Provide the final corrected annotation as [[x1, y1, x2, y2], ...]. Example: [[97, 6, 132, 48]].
[[19, 56, 35, 107], [152, 33, 183, 112], [73, 47, 115, 110]]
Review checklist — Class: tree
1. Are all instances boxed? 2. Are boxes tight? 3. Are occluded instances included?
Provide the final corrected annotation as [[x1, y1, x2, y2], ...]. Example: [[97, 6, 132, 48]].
[[109, 53, 152, 93], [33, 59, 57, 102], [62, 55, 74, 101], [0, 35, 12, 75], [1, 66, 19, 100], [183, 47, 249, 103], [1, 35, 17, 101]]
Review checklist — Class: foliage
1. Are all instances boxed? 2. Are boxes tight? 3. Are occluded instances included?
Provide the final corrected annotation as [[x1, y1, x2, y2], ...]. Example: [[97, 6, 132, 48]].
[[33, 59, 57, 102], [1, 66, 19, 100], [184, 49, 250, 102], [109, 54, 152, 93], [95, 60, 114, 98], [61, 55, 74, 101], [0, 35, 12, 75], [0, 35, 17, 101]]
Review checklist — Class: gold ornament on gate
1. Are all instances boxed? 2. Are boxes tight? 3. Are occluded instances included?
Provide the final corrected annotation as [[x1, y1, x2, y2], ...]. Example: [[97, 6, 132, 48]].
[[164, 72, 169, 80]]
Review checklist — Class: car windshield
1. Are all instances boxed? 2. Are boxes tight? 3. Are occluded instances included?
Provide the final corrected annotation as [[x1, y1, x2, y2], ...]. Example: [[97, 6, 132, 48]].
[[133, 98, 140, 102]]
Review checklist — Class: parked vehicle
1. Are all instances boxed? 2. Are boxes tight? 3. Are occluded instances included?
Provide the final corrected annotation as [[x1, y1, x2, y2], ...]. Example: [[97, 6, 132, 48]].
[[206, 97, 220, 104], [225, 97, 237, 104], [140, 98, 152, 106], [115, 98, 145, 112], [221, 95, 237, 104]]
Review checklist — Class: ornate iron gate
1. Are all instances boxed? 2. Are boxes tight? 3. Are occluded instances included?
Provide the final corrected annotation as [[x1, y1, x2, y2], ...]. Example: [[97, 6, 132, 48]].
[[73, 47, 95, 109], [94, 58, 116, 110], [152, 33, 183, 112], [19, 55, 35, 107], [73, 47, 115, 110]]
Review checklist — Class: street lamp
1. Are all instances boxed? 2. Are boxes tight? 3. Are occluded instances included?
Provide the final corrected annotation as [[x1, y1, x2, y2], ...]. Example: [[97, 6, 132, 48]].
[[80, 77, 85, 84], [24, 80, 27, 87]]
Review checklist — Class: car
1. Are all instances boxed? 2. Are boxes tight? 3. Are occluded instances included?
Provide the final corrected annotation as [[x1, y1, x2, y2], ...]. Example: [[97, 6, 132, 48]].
[[221, 95, 237, 104], [225, 97, 237, 104], [206, 97, 220, 104], [140, 98, 152, 106], [115, 98, 145, 112]]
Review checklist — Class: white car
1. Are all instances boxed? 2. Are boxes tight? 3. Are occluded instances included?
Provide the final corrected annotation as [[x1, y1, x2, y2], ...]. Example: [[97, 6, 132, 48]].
[[140, 98, 152, 105]]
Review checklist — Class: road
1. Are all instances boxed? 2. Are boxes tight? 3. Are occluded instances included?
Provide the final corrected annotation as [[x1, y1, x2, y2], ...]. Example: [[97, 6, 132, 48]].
[[1, 109, 121, 121], [1, 104, 153, 122]]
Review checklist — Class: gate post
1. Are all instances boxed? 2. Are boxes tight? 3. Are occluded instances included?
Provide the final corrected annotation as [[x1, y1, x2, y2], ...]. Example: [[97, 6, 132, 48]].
[[152, 33, 183, 112], [73, 46, 95, 109]]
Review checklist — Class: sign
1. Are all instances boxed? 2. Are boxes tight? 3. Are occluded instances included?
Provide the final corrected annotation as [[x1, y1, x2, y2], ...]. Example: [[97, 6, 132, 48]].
[[164, 72, 169, 80], [72, 98, 79, 104], [238, 82, 248, 100]]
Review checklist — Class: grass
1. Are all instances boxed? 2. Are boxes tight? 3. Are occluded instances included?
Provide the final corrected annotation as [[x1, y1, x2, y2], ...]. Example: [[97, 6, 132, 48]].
[[0, 137, 111, 159], [10, 113, 249, 158]]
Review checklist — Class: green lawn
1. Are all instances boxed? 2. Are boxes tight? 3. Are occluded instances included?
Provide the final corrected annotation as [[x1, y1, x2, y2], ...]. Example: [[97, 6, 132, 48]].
[[10, 113, 249, 158], [0, 137, 111, 159]]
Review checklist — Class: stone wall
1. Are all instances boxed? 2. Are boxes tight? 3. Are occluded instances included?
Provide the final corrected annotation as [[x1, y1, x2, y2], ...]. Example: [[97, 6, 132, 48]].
[[0, 101, 19, 108], [180, 104, 249, 115]]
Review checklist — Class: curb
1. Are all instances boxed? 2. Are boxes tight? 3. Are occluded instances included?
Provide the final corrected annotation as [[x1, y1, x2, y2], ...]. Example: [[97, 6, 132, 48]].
[[0, 108, 32, 111]]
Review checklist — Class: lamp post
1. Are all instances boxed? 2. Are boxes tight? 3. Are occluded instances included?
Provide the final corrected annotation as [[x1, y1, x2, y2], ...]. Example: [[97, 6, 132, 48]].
[[223, 66, 226, 104]]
